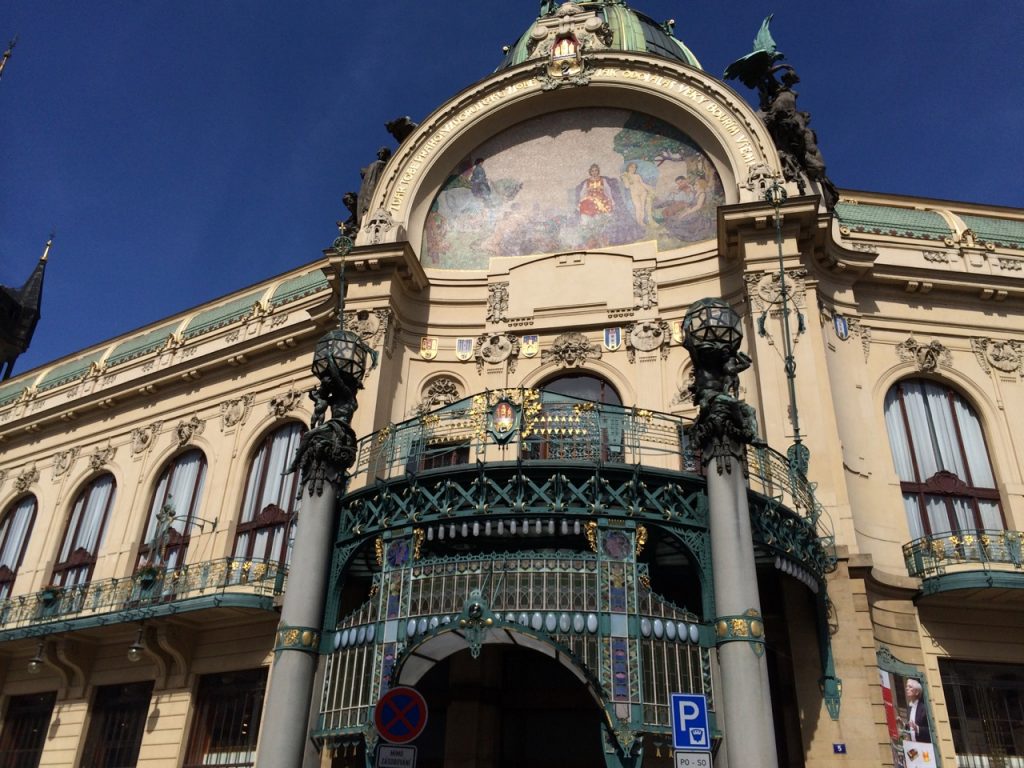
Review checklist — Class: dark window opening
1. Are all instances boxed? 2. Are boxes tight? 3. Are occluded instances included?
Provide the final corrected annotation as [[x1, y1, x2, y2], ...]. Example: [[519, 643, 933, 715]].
[[80, 681, 153, 768], [941, 659, 1024, 766], [183, 668, 267, 768], [0, 691, 56, 768]]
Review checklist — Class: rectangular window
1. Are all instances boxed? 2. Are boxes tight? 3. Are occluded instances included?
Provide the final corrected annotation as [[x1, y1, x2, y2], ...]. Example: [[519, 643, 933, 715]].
[[940, 659, 1024, 766], [184, 668, 267, 768], [80, 682, 153, 768], [0, 691, 56, 768]]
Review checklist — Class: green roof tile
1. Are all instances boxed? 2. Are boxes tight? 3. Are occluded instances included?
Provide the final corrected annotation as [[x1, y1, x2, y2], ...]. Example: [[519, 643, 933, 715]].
[[835, 202, 952, 241], [182, 291, 263, 340], [107, 323, 179, 368], [0, 380, 25, 407], [960, 215, 1024, 250], [37, 350, 106, 392], [270, 269, 329, 308]]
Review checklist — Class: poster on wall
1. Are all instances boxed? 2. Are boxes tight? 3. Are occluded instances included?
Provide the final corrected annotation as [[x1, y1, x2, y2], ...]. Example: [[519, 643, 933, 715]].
[[422, 108, 726, 270], [879, 668, 937, 767]]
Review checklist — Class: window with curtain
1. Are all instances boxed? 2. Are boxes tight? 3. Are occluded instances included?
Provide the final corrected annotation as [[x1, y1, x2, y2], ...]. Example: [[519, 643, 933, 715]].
[[52, 474, 117, 587], [136, 450, 208, 571], [884, 379, 1002, 540], [0, 495, 37, 601], [233, 423, 303, 568]]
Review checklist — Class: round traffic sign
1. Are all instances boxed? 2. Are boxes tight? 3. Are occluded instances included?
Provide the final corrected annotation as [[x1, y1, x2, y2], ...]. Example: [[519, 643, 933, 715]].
[[374, 686, 428, 744]]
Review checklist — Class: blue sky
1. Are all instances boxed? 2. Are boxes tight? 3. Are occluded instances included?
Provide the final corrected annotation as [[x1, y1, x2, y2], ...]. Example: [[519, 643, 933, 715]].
[[2, 1, 1022, 375]]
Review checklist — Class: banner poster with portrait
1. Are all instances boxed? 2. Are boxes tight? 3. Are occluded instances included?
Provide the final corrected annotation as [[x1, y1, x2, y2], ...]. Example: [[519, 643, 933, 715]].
[[878, 667, 937, 767]]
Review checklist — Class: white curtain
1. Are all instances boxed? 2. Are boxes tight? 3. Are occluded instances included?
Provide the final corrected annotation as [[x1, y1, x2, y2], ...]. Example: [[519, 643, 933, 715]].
[[954, 396, 995, 487], [240, 424, 302, 523], [884, 389, 915, 480], [0, 496, 36, 571], [892, 380, 995, 486], [925, 495, 950, 535], [145, 450, 207, 541], [903, 494, 924, 540], [60, 474, 116, 561]]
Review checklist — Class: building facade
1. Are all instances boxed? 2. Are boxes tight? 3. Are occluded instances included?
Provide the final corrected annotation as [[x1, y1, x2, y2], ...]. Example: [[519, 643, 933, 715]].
[[1, 2, 1023, 767]]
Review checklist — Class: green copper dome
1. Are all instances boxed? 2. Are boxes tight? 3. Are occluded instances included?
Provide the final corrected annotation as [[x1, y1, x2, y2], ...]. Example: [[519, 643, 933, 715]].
[[498, 1, 702, 70]]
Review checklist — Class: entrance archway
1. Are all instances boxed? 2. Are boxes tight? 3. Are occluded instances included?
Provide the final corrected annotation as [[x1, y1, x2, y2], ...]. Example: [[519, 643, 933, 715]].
[[411, 643, 606, 768]]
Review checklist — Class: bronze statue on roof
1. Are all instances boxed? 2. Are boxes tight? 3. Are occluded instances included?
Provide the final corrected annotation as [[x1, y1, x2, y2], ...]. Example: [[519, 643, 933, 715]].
[[725, 16, 838, 209]]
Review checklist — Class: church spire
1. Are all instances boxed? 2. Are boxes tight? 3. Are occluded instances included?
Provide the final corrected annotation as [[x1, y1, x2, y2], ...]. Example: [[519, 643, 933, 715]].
[[0, 36, 17, 83], [0, 233, 50, 380]]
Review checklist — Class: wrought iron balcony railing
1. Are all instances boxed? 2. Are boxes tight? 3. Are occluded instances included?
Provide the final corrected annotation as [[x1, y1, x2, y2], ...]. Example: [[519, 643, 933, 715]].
[[349, 388, 825, 530], [0, 558, 286, 636], [904, 529, 1024, 579]]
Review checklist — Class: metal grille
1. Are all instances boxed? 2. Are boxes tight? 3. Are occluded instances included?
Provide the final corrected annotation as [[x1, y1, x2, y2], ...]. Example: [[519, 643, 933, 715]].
[[0, 691, 55, 768], [183, 668, 266, 768], [79, 681, 153, 768], [941, 659, 1024, 768]]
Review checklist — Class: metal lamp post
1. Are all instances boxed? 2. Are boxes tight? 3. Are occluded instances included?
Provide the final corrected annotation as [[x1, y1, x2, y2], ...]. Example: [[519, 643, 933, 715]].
[[256, 248, 375, 768], [682, 298, 779, 768]]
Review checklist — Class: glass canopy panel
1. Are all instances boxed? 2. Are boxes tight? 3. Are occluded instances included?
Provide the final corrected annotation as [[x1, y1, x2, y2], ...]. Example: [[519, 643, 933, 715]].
[[422, 108, 724, 269]]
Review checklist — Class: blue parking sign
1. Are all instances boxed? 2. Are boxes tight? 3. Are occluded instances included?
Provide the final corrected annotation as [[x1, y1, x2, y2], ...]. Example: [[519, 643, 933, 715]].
[[671, 693, 710, 750]]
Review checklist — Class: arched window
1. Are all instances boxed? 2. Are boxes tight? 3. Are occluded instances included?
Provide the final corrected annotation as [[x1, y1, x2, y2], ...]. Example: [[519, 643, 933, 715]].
[[53, 474, 117, 587], [233, 423, 303, 567], [884, 379, 1003, 539], [0, 496, 37, 600], [540, 373, 622, 406], [137, 450, 208, 571], [530, 373, 624, 462]]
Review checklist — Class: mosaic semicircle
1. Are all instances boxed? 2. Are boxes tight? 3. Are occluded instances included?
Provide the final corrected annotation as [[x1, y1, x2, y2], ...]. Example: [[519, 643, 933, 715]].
[[422, 108, 725, 270]]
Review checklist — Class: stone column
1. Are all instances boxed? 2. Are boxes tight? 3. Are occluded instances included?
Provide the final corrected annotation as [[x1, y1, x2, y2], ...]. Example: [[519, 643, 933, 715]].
[[682, 298, 778, 768], [256, 296, 372, 766]]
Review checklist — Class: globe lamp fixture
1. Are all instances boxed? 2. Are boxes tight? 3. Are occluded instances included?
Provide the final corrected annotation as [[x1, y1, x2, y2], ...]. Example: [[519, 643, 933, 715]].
[[682, 298, 744, 354], [27, 640, 44, 674], [127, 627, 145, 663], [311, 329, 373, 391]]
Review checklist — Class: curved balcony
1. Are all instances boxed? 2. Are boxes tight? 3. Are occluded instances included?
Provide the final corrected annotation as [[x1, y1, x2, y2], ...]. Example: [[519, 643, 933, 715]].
[[904, 529, 1024, 595], [340, 389, 835, 579], [0, 558, 287, 641]]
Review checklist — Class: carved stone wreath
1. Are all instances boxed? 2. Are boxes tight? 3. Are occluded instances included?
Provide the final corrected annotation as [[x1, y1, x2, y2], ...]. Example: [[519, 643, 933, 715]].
[[971, 338, 1023, 375], [130, 422, 162, 455], [626, 320, 670, 363], [220, 393, 255, 431], [417, 376, 463, 415], [746, 269, 808, 312], [344, 308, 390, 350], [541, 332, 602, 368], [474, 333, 521, 373], [52, 448, 80, 481]]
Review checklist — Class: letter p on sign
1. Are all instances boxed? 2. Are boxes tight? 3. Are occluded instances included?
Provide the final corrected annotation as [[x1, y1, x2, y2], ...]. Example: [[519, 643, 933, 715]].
[[671, 693, 710, 750]]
